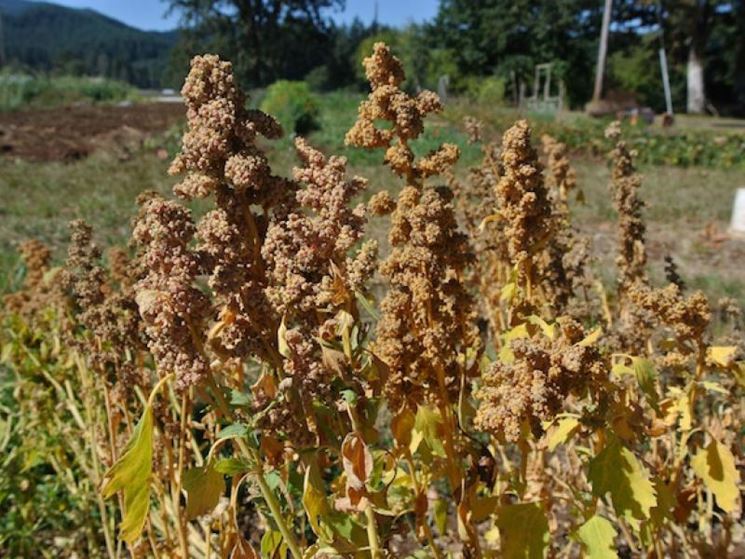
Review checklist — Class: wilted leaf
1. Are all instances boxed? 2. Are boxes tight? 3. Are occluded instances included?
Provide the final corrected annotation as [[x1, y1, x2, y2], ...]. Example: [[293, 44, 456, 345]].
[[546, 416, 580, 451], [101, 405, 153, 543], [577, 515, 618, 558], [494, 502, 549, 559], [391, 407, 415, 448], [341, 432, 373, 491], [183, 462, 224, 520], [588, 438, 657, 522], [229, 534, 259, 559], [691, 440, 739, 513]]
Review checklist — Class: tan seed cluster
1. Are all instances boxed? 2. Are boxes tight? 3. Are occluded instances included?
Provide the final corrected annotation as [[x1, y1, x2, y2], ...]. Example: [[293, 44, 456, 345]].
[[475, 319, 607, 442], [605, 121, 647, 293], [345, 42, 458, 185], [495, 120, 554, 288], [132, 196, 210, 389]]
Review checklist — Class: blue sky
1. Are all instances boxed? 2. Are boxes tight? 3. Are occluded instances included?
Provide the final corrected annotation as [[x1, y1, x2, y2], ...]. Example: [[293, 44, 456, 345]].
[[50, 0, 440, 31]]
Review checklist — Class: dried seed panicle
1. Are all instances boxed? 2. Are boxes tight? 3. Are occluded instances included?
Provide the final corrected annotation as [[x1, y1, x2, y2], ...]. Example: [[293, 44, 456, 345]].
[[132, 195, 210, 389], [345, 42, 458, 185], [495, 120, 555, 304], [347, 43, 479, 410], [605, 121, 647, 293], [3, 239, 54, 315], [475, 319, 608, 442], [629, 283, 710, 347], [169, 54, 284, 204]]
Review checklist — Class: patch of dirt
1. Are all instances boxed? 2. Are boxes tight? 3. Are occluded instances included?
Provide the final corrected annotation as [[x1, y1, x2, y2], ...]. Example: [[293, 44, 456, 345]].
[[0, 103, 184, 162]]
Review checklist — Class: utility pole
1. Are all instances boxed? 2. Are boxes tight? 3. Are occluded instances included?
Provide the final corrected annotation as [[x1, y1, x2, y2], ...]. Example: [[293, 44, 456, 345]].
[[0, 13, 6, 67], [592, 0, 613, 102]]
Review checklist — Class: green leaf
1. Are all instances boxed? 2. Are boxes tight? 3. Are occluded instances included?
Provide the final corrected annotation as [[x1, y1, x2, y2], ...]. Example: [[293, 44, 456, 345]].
[[692, 440, 739, 513], [588, 438, 657, 523], [577, 515, 618, 558], [414, 405, 445, 457], [261, 529, 282, 558], [183, 462, 225, 520], [230, 389, 251, 407], [433, 499, 448, 535], [632, 358, 659, 411], [214, 457, 250, 476], [494, 503, 549, 559], [218, 423, 248, 440], [101, 405, 154, 543]]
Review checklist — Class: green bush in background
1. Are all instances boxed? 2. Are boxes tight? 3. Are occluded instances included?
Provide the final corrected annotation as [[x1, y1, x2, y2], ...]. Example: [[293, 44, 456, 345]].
[[260, 80, 320, 135], [0, 71, 137, 112]]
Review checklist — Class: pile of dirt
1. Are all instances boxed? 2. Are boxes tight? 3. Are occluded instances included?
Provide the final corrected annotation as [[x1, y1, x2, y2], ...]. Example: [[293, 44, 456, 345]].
[[0, 103, 184, 162]]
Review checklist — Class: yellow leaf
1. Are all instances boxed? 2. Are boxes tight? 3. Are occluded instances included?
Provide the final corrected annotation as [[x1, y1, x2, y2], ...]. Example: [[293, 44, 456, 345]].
[[578, 327, 603, 347], [588, 438, 657, 523], [494, 503, 549, 559], [691, 440, 740, 513], [500, 281, 516, 304], [499, 323, 529, 364], [734, 362, 745, 388], [546, 417, 580, 452], [277, 316, 290, 358], [302, 459, 328, 537], [183, 462, 224, 520], [101, 406, 154, 543], [708, 346, 737, 368], [526, 315, 555, 340], [100, 374, 171, 543], [577, 515, 618, 558]]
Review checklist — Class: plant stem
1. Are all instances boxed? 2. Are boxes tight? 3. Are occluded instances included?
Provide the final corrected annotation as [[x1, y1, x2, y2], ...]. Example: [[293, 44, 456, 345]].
[[206, 375, 303, 559], [174, 392, 190, 559], [364, 502, 382, 559]]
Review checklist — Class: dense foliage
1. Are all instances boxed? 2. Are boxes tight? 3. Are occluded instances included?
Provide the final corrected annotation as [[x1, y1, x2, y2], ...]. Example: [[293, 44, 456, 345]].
[[0, 0, 178, 88], [0, 45, 743, 558]]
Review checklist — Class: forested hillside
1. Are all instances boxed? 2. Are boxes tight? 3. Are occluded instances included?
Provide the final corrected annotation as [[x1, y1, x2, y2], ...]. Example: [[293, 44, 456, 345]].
[[0, 0, 178, 88]]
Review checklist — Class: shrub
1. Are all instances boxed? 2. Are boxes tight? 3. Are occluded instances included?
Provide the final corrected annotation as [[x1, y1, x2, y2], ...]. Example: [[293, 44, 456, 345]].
[[0, 71, 137, 111], [259, 79, 320, 135]]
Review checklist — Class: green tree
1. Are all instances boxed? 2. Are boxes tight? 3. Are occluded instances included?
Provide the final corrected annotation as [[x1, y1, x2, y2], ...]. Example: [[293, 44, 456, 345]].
[[165, 0, 344, 87]]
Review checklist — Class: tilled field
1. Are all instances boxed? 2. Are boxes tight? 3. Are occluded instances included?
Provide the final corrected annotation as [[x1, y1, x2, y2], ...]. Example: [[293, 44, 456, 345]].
[[0, 102, 184, 162]]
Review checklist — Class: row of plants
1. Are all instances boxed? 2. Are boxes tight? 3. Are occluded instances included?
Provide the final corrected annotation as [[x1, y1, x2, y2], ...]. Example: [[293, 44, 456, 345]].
[[1, 43, 742, 558]]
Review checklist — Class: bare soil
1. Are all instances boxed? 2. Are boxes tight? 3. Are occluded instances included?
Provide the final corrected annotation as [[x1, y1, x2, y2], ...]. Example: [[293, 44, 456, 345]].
[[0, 103, 184, 162]]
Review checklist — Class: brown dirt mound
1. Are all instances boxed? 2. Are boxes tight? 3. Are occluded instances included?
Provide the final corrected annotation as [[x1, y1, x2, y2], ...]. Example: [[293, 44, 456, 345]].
[[0, 103, 184, 162]]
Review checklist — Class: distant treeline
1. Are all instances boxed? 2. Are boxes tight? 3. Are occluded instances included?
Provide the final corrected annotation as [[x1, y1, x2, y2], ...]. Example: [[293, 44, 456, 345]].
[[0, 0, 178, 89], [1, 0, 742, 115], [168, 0, 745, 116]]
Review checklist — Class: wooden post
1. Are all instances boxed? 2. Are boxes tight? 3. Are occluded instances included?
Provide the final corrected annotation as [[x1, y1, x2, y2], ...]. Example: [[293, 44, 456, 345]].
[[593, 0, 613, 102]]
